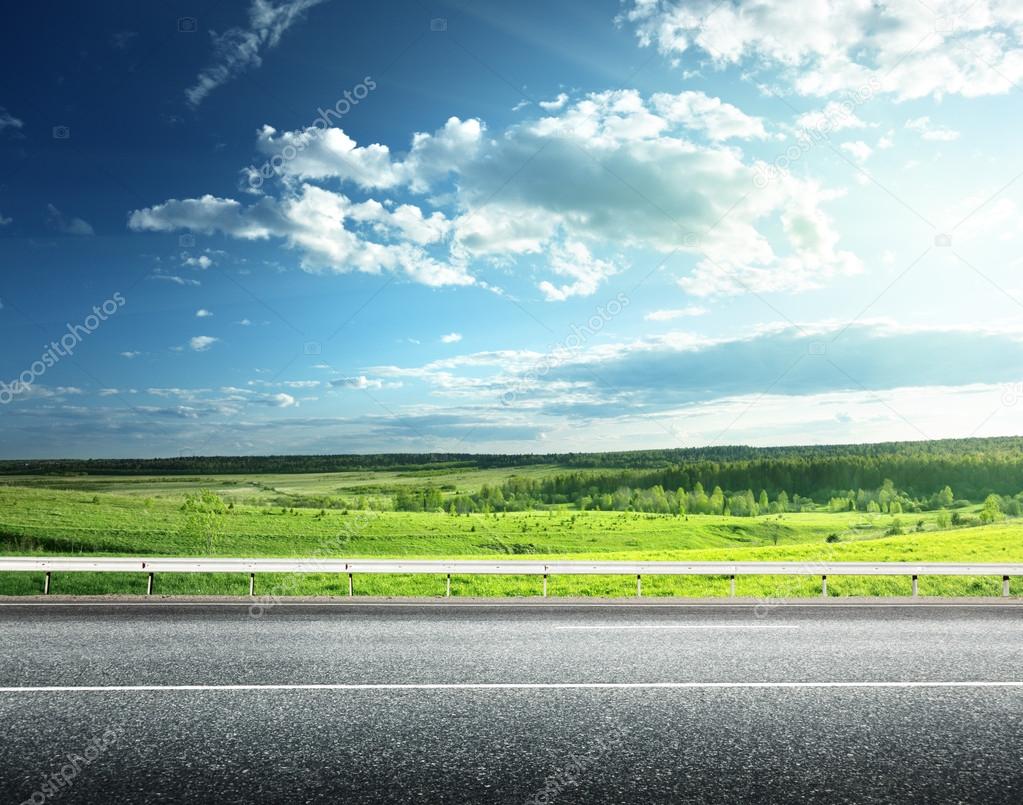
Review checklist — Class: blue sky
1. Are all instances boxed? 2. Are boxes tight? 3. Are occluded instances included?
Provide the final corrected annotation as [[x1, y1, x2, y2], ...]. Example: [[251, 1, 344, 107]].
[[2, 0, 1023, 457]]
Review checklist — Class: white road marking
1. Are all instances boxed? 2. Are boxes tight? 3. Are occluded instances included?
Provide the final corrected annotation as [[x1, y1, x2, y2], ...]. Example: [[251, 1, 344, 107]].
[[554, 625, 799, 630], [0, 681, 1020, 693]]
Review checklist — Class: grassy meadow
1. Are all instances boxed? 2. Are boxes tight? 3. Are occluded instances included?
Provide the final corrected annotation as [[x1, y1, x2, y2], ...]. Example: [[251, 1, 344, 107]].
[[0, 469, 1020, 599]]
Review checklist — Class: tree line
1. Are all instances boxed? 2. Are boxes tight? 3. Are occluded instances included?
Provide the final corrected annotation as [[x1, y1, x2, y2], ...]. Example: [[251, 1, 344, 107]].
[[7, 436, 1023, 502]]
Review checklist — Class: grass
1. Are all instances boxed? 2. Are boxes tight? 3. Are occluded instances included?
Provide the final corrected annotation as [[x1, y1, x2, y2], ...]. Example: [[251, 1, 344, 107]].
[[0, 476, 1019, 599]]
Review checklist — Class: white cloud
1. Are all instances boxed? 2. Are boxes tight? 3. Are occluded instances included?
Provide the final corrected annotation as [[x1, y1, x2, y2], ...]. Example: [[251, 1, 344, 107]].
[[129, 186, 474, 288], [795, 101, 867, 133], [330, 375, 402, 390], [250, 116, 484, 193], [650, 90, 766, 140], [538, 240, 620, 301], [45, 204, 93, 236], [186, 0, 327, 106], [130, 88, 859, 298], [195, 309, 214, 318], [120, 351, 141, 359], [440, 332, 463, 344], [621, 0, 1023, 100], [644, 306, 708, 321], [189, 335, 219, 352], [538, 92, 569, 111], [905, 116, 961, 141], [183, 254, 214, 269], [840, 140, 873, 162], [0, 212, 11, 226]]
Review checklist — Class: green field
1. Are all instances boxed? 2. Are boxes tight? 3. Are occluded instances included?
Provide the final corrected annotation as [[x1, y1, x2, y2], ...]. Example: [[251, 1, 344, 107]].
[[1, 469, 1020, 599]]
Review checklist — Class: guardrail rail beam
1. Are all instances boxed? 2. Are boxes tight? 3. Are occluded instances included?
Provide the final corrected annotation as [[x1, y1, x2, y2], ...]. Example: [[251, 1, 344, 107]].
[[0, 558, 1019, 600]]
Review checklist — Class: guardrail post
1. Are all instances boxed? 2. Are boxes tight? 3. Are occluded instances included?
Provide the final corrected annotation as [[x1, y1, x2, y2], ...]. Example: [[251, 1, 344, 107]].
[[821, 574, 827, 597], [911, 574, 918, 597], [446, 574, 451, 598], [729, 574, 736, 597], [542, 573, 548, 597], [146, 573, 154, 596], [348, 572, 354, 597], [1004, 575, 1011, 598], [43, 571, 51, 595], [249, 573, 255, 596], [636, 574, 642, 597]]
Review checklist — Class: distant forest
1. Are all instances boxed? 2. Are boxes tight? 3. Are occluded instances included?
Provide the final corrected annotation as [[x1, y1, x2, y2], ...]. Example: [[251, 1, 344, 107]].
[[4, 437, 1023, 506]]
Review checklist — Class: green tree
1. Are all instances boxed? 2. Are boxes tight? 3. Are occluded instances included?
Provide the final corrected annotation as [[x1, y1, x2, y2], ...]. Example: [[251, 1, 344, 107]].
[[980, 494, 1004, 523], [709, 486, 725, 515]]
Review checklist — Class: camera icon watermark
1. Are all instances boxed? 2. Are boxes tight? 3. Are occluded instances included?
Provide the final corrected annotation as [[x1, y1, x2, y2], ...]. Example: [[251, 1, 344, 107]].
[[52, 125, 70, 139], [178, 17, 198, 33], [430, 18, 447, 31], [808, 341, 827, 357], [178, 233, 196, 248], [1001, 383, 1023, 407], [304, 341, 321, 356], [934, 233, 952, 248]]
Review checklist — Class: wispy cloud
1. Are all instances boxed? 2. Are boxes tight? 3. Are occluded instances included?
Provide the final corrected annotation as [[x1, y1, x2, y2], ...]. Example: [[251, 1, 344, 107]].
[[644, 306, 708, 321], [185, 0, 328, 107], [0, 107, 22, 132], [45, 204, 93, 236]]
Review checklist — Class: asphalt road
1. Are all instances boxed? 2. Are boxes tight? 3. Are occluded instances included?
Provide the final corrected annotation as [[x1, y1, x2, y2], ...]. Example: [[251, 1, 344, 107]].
[[1, 601, 1021, 803]]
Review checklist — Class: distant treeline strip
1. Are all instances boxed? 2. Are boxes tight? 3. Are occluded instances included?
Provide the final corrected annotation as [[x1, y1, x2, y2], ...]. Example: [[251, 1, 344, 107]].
[[3, 436, 1023, 499]]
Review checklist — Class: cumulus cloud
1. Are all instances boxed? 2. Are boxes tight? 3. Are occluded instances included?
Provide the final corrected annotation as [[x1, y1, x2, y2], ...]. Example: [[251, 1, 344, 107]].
[[538, 241, 620, 301], [453, 90, 859, 295], [196, 309, 214, 317], [130, 88, 859, 298], [249, 116, 484, 192], [621, 0, 1023, 100], [189, 335, 219, 351], [129, 186, 473, 287], [186, 0, 327, 106], [650, 90, 767, 140], [183, 254, 214, 269], [440, 332, 463, 344]]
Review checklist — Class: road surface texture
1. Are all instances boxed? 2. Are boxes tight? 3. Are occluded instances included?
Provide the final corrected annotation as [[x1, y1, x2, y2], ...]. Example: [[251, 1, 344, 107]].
[[1, 600, 1021, 803]]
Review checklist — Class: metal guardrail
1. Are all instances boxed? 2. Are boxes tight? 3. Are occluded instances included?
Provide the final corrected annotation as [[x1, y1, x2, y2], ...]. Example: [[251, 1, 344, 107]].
[[0, 557, 1020, 597]]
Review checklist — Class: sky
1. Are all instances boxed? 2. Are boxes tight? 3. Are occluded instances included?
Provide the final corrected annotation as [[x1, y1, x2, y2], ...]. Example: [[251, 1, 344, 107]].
[[1, 0, 1023, 458]]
